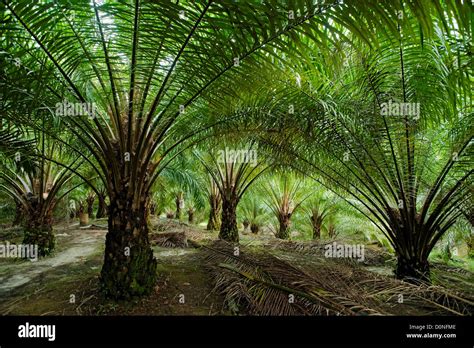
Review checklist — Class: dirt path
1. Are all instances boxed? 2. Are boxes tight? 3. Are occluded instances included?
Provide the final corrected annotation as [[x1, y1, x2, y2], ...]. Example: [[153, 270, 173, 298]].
[[0, 226, 106, 296]]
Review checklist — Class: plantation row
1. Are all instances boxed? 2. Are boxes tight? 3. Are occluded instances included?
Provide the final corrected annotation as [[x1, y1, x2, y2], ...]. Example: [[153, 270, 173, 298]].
[[0, 0, 472, 300]]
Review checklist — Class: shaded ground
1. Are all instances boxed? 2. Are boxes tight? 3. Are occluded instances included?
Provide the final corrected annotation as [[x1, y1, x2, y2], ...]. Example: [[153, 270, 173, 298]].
[[0, 219, 226, 315], [0, 218, 472, 316]]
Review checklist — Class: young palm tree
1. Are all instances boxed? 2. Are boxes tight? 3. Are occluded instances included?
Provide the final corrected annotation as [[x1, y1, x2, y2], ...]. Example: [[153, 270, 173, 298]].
[[0, 128, 35, 227], [304, 192, 339, 240], [264, 175, 310, 239], [186, 203, 196, 224], [239, 195, 267, 234], [309, 203, 332, 240], [197, 145, 269, 242], [0, 158, 78, 255], [86, 191, 96, 219]]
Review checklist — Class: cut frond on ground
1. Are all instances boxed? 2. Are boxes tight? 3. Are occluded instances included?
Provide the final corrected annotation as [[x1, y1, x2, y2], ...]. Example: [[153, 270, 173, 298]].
[[263, 239, 394, 267], [150, 232, 188, 249], [203, 241, 474, 316]]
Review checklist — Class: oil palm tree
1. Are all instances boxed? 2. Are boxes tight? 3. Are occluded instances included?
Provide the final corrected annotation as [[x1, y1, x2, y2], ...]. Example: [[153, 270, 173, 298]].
[[264, 175, 311, 239], [0, 155, 79, 255], [196, 144, 269, 242], [239, 193, 268, 234]]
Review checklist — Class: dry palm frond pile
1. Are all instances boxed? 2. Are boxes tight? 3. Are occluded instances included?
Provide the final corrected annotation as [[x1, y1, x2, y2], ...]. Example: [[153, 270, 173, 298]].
[[150, 231, 188, 248], [151, 218, 189, 232], [203, 240, 473, 316], [151, 218, 216, 246], [264, 239, 393, 266]]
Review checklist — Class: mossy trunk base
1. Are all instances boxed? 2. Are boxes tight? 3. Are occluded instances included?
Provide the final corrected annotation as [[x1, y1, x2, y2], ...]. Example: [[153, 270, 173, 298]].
[[100, 200, 157, 299], [276, 217, 290, 239], [250, 223, 259, 234], [312, 225, 321, 240], [395, 257, 430, 283], [23, 224, 55, 257], [219, 199, 238, 242], [207, 209, 220, 230]]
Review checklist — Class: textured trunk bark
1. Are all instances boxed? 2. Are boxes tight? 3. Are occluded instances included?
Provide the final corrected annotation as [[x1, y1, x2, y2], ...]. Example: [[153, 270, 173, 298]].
[[79, 212, 89, 226], [175, 195, 184, 220], [275, 214, 290, 239], [207, 194, 221, 230], [311, 214, 322, 240], [219, 198, 239, 242], [250, 223, 259, 234], [23, 197, 55, 257], [390, 210, 431, 283], [395, 255, 430, 283], [100, 195, 157, 299], [96, 194, 107, 218], [12, 200, 23, 226], [23, 222, 55, 257], [187, 209, 195, 224], [312, 226, 321, 239], [150, 203, 156, 215], [86, 195, 95, 219]]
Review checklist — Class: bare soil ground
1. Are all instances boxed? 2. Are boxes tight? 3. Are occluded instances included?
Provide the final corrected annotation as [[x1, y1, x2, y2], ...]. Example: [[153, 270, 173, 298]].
[[0, 219, 225, 315]]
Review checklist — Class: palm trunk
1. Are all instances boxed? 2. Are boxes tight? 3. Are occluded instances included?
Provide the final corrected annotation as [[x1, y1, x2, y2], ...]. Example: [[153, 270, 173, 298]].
[[276, 214, 290, 239], [311, 215, 322, 240], [96, 194, 107, 218], [250, 223, 259, 234], [100, 193, 157, 299], [12, 200, 23, 226], [327, 223, 336, 239], [188, 209, 195, 223], [150, 202, 156, 215], [175, 194, 184, 220], [395, 255, 430, 282], [312, 224, 321, 239], [79, 212, 89, 226], [394, 225, 430, 282], [22, 197, 55, 257], [207, 194, 221, 230], [390, 211, 431, 282], [219, 197, 238, 242], [87, 197, 95, 219]]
